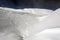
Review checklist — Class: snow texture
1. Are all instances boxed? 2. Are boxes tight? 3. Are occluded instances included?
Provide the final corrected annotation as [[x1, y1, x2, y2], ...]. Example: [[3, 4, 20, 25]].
[[25, 8, 60, 40], [0, 7, 60, 40], [24, 28, 60, 40]]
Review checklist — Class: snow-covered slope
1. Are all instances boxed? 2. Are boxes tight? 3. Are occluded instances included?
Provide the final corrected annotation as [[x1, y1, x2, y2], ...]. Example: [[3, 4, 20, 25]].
[[0, 7, 59, 40], [24, 8, 60, 40], [25, 28, 60, 40]]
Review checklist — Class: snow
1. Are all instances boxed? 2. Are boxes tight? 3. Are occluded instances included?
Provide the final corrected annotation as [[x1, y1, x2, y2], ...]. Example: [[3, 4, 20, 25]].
[[24, 8, 60, 40], [0, 7, 60, 40], [24, 28, 60, 40]]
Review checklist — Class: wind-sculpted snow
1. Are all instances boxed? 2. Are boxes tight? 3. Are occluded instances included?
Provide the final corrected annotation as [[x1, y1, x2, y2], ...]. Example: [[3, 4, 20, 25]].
[[1, 7, 60, 40]]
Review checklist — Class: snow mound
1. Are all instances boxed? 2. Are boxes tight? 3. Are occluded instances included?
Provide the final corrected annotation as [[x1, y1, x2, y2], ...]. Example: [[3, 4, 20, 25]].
[[0, 7, 59, 40], [25, 8, 60, 40]]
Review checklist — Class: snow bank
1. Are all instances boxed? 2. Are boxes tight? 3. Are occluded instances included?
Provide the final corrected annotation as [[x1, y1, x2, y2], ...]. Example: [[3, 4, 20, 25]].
[[25, 8, 60, 40], [0, 7, 53, 15], [0, 7, 54, 40]]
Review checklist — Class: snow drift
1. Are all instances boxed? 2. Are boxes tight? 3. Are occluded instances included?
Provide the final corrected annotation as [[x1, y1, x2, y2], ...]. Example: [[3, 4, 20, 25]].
[[24, 8, 60, 40], [0, 7, 60, 40]]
